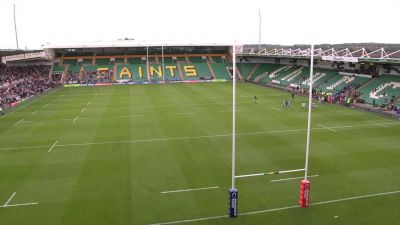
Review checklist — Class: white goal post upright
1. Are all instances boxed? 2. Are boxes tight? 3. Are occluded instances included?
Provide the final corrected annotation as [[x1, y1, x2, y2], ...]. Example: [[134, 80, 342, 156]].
[[304, 44, 314, 181], [162, 45, 165, 84], [232, 43, 237, 191], [229, 43, 238, 218], [299, 44, 314, 208]]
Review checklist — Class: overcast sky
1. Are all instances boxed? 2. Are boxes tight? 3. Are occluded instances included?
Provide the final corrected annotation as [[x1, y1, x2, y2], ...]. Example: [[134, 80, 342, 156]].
[[0, 0, 399, 49]]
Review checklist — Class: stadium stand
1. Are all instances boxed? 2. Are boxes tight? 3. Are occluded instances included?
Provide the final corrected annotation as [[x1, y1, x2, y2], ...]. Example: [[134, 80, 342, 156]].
[[162, 64, 181, 81], [162, 57, 174, 64], [82, 59, 92, 65], [63, 59, 78, 66], [66, 72, 80, 84], [96, 58, 110, 65], [176, 57, 186, 63], [189, 57, 204, 63], [237, 64, 256, 79], [212, 56, 224, 63], [115, 58, 125, 64], [301, 70, 338, 88], [211, 63, 231, 80], [258, 64, 291, 84], [127, 58, 142, 64], [181, 63, 210, 80], [358, 74, 400, 106], [68, 66, 81, 73], [0, 64, 59, 109], [116, 64, 148, 82], [318, 74, 369, 95], [82, 71, 113, 84]]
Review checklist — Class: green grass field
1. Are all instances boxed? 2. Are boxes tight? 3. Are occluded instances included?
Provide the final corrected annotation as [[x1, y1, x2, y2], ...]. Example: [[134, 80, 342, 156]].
[[0, 82, 399, 225]]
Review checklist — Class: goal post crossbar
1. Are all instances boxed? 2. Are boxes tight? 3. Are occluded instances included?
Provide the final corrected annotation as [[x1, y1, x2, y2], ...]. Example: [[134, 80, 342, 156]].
[[235, 168, 305, 179]]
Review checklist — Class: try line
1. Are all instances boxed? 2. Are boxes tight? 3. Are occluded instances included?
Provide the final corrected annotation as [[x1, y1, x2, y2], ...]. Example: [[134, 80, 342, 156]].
[[161, 186, 219, 194], [150, 190, 400, 225]]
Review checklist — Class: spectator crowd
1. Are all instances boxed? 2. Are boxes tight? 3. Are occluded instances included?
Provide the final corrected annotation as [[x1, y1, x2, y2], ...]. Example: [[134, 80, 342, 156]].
[[0, 64, 60, 109]]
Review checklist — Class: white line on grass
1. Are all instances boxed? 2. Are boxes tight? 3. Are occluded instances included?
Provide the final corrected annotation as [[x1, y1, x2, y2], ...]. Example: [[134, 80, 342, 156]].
[[3, 192, 16, 206], [318, 124, 336, 132], [86, 101, 91, 106], [161, 186, 219, 194], [119, 115, 145, 118], [309, 190, 400, 206], [0, 202, 39, 208], [270, 106, 282, 111], [31, 110, 38, 115], [14, 119, 24, 126], [218, 109, 243, 113], [43, 103, 49, 108], [48, 140, 58, 153], [83, 101, 277, 111], [366, 120, 389, 127], [72, 116, 78, 123], [95, 93, 98, 96], [81, 108, 85, 113], [271, 175, 319, 182], [150, 190, 400, 225], [1, 122, 400, 151], [150, 215, 227, 225]]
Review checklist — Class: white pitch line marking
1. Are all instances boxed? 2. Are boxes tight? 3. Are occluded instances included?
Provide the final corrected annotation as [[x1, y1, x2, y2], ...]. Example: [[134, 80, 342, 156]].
[[366, 120, 389, 128], [1, 202, 38, 208], [318, 124, 336, 132], [218, 109, 243, 113], [48, 140, 58, 153], [3, 192, 16, 206], [310, 190, 400, 206], [119, 115, 145, 118], [14, 119, 24, 126], [161, 186, 219, 194], [270, 106, 282, 111], [95, 93, 98, 96], [271, 175, 319, 182], [1, 122, 399, 151], [84, 100, 278, 111], [86, 101, 91, 106], [43, 103, 49, 108], [81, 108, 85, 113], [72, 116, 78, 123], [31, 110, 38, 115], [150, 215, 227, 225], [150, 190, 400, 225]]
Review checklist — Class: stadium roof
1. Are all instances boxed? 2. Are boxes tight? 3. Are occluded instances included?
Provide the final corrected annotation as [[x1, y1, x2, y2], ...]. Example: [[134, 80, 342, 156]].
[[239, 46, 400, 64], [0, 49, 41, 57], [43, 40, 235, 49]]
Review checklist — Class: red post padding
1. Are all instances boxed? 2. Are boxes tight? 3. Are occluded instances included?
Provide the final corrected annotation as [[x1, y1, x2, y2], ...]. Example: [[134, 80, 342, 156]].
[[299, 179, 310, 208]]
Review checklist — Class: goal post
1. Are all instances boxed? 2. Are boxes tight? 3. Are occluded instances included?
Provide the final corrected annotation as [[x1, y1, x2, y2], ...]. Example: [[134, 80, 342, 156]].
[[229, 43, 238, 217]]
